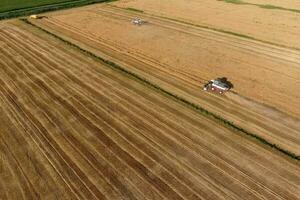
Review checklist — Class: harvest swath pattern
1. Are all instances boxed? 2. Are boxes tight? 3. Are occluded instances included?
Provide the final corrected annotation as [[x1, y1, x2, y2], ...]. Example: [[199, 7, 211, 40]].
[[0, 22, 299, 199], [32, 5, 300, 156], [111, 0, 300, 50], [0, 24, 299, 199]]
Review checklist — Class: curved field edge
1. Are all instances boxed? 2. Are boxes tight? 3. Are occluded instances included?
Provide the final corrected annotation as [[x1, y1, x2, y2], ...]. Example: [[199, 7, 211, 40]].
[[0, 0, 117, 20], [217, 0, 300, 14], [20, 18, 300, 162], [119, 5, 300, 52]]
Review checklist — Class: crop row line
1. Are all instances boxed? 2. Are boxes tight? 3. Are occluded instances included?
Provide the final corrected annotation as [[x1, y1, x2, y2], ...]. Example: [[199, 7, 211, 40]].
[[20, 18, 300, 161], [122, 6, 300, 52]]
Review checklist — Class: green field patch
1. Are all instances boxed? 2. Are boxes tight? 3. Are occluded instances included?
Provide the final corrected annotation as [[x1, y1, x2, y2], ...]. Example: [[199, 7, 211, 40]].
[[0, 0, 72, 12], [0, 0, 117, 20]]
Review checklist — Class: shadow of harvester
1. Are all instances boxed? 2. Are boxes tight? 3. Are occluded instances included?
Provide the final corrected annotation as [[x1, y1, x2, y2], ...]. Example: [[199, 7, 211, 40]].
[[218, 77, 234, 89]]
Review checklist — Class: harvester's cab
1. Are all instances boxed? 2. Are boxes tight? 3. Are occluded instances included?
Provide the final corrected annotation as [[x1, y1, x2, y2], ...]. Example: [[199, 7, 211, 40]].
[[203, 78, 232, 94], [29, 15, 46, 19], [29, 15, 39, 19], [131, 18, 145, 26]]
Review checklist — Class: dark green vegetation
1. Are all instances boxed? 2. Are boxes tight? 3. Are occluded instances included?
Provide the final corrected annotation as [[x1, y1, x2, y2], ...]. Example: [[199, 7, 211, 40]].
[[218, 0, 300, 13], [0, 0, 117, 20], [0, 0, 73, 12], [21, 18, 300, 162], [125, 7, 144, 13], [219, 0, 246, 4]]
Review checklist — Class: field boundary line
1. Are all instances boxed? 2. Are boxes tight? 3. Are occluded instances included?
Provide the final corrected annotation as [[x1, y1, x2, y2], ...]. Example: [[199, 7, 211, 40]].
[[217, 0, 300, 14], [20, 18, 300, 162], [116, 5, 300, 52]]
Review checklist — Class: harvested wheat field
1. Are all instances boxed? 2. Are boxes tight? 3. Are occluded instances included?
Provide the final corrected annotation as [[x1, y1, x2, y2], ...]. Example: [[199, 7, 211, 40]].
[[1, 0, 300, 199], [112, 0, 300, 49], [29, 4, 300, 157], [1, 21, 299, 199]]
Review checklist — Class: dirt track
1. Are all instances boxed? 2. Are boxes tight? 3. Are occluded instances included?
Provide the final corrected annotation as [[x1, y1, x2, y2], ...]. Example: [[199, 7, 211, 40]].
[[1, 22, 299, 199], [29, 4, 300, 156]]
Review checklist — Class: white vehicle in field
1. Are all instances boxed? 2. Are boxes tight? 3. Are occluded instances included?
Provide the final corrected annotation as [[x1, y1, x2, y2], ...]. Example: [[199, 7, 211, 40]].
[[29, 14, 46, 19], [29, 15, 39, 19], [131, 18, 146, 26], [203, 78, 232, 94]]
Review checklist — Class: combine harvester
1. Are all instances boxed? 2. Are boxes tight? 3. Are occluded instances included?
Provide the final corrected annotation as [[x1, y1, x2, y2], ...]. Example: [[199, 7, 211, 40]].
[[29, 14, 47, 19], [29, 15, 41, 19], [203, 78, 232, 94], [131, 18, 146, 26]]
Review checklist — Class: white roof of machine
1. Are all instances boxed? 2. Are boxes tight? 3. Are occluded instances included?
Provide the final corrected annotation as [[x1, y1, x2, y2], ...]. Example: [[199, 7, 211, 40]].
[[212, 79, 230, 90]]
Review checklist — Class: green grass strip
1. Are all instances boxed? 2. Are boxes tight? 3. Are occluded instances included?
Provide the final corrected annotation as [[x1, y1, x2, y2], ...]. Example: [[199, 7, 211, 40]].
[[219, 0, 246, 4], [20, 18, 300, 162], [0, 0, 117, 20], [125, 7, 144, 13], [218, 0, 300, 14]]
